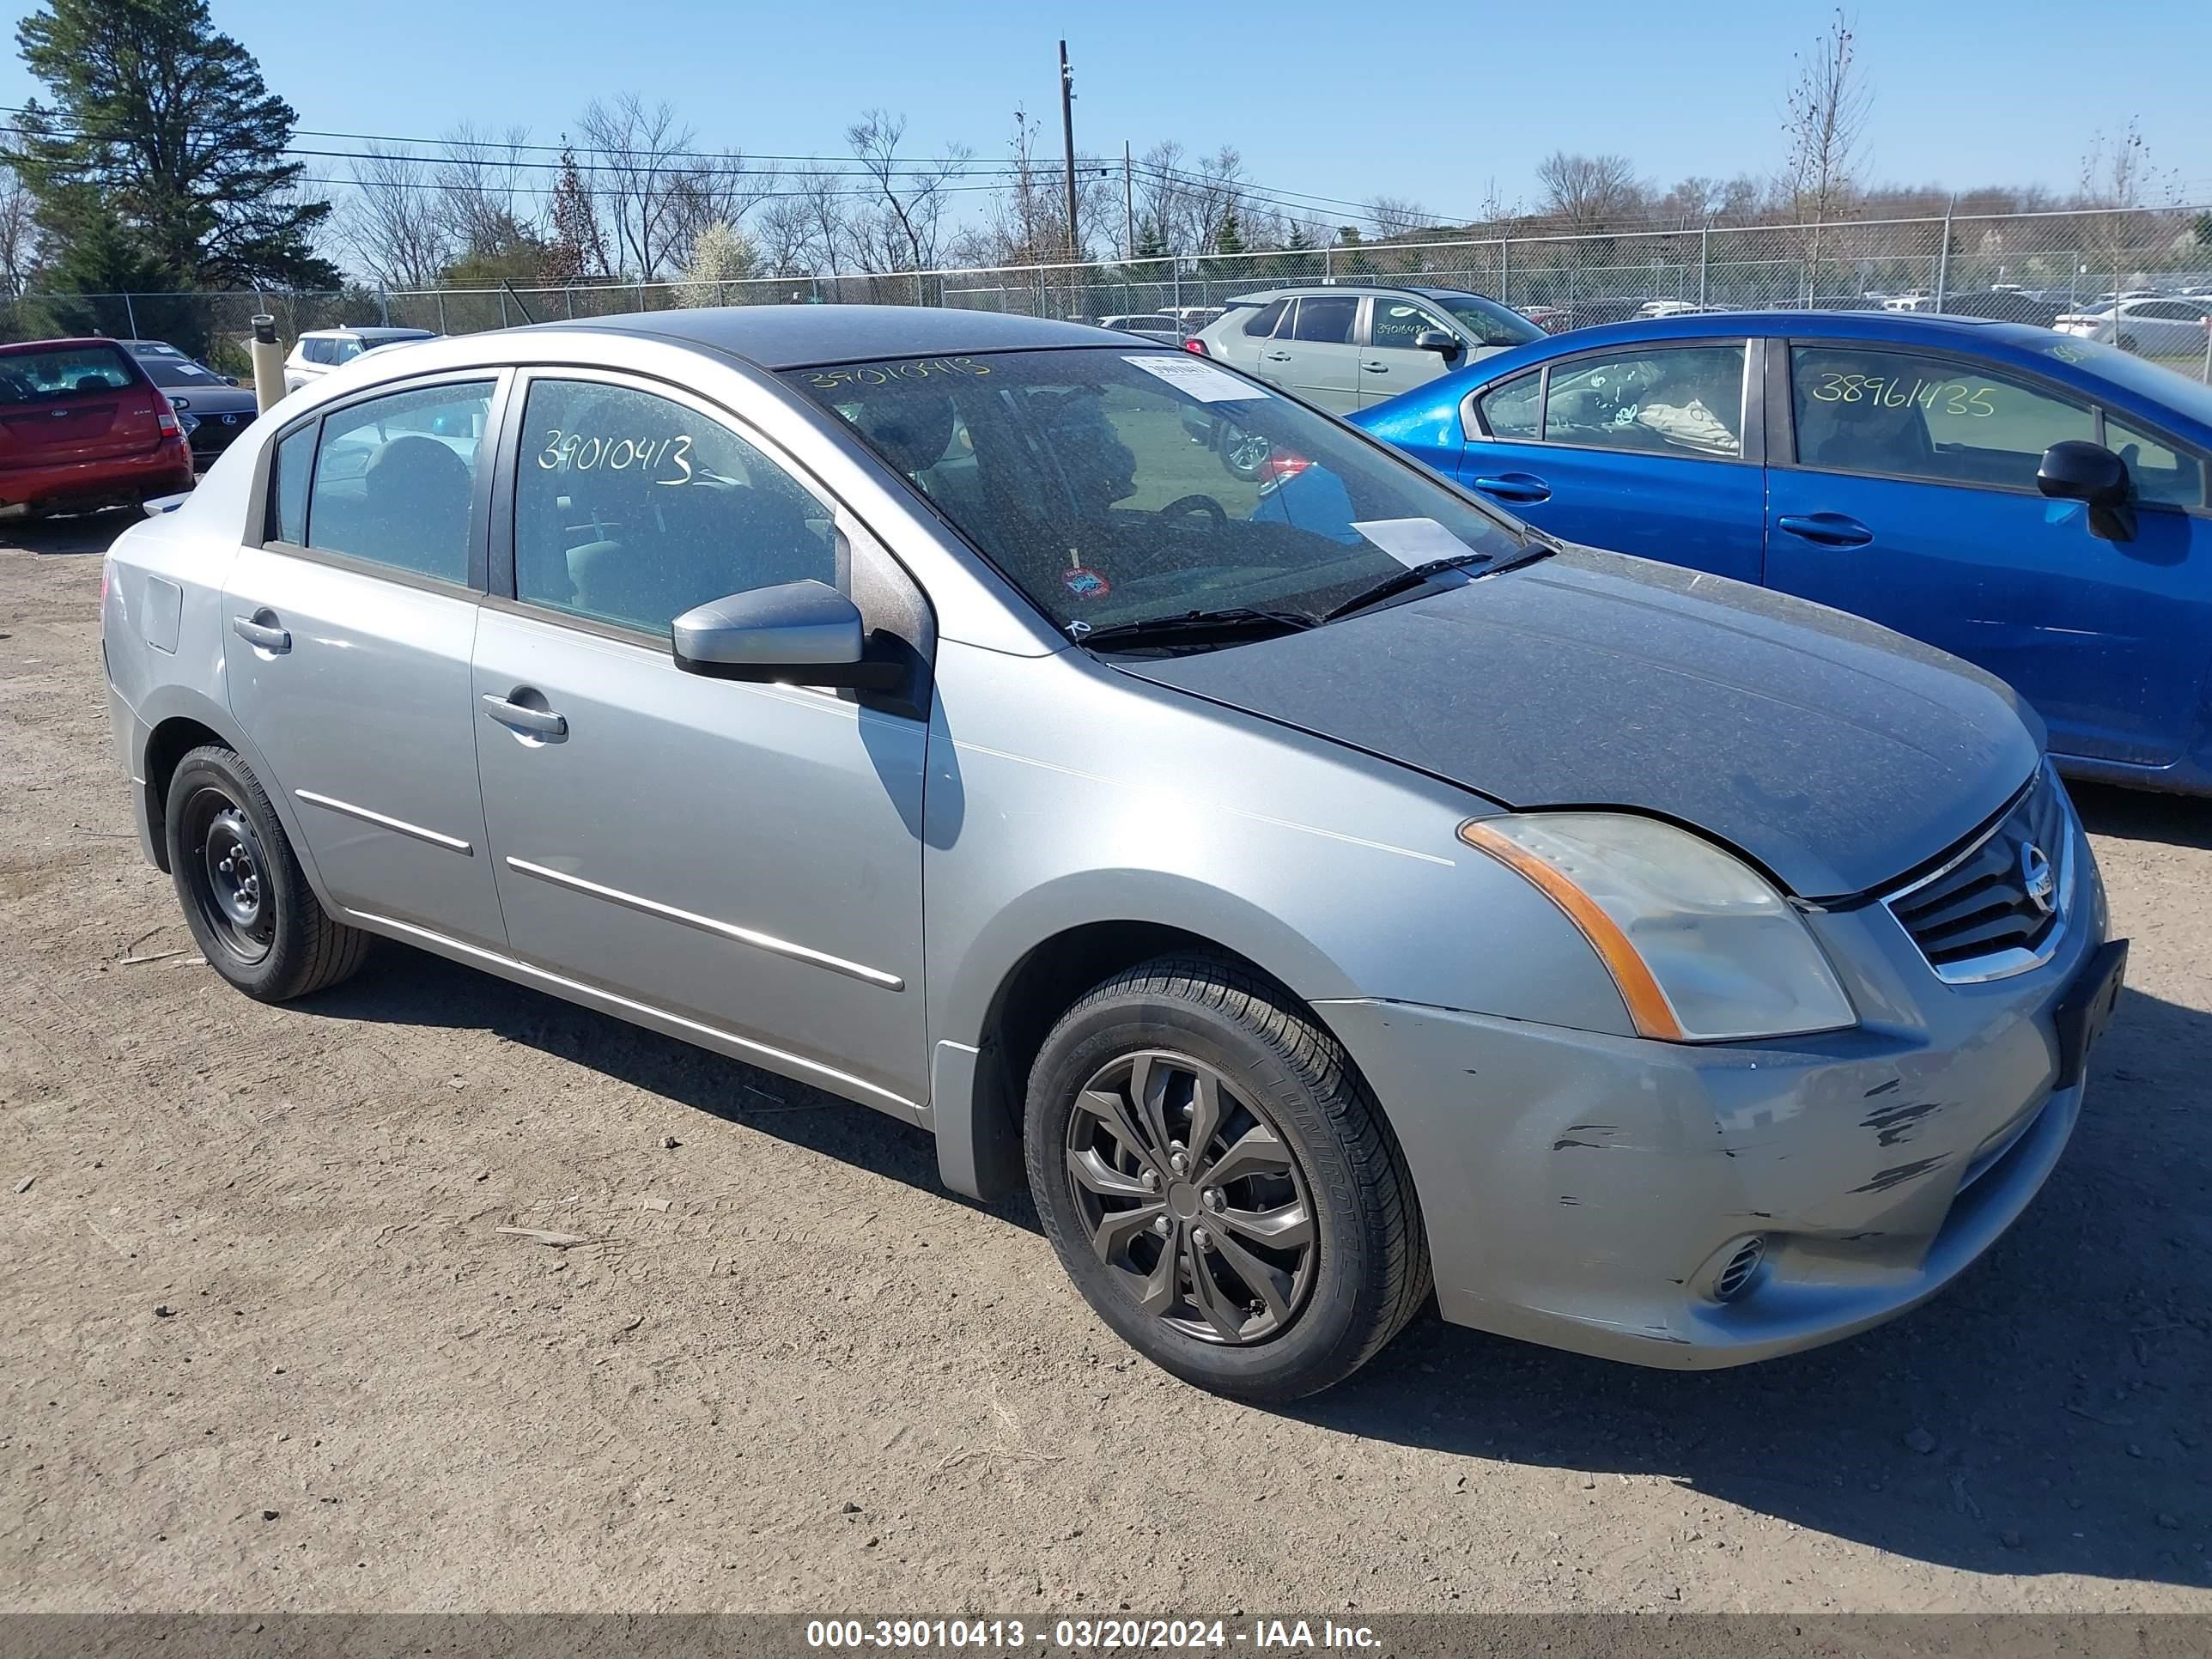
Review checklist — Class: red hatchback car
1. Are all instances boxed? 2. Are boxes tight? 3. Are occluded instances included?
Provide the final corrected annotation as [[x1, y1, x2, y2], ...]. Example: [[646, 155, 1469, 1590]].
[[0, 337, 195, 518]]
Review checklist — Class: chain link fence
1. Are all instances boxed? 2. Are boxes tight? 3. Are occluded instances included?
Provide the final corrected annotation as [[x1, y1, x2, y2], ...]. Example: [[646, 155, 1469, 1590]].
[[7, 204, 2209, 380]]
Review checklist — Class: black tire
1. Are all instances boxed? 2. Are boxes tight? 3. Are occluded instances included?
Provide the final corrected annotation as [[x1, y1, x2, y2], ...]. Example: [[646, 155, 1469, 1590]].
[[164, 744, 371, 1002], [1024, 954, 1430, 1401], [1217, 420, 1272, 483]]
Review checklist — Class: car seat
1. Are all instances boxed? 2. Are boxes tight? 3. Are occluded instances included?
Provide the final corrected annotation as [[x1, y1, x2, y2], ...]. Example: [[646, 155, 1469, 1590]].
[[356, 435, 473, 575]]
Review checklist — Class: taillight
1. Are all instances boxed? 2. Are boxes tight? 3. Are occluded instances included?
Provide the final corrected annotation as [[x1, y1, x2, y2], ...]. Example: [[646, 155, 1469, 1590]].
[[1263, 450, 1314, 483], [1182, 337, 1208, 355], [153, 392, 183, 439]]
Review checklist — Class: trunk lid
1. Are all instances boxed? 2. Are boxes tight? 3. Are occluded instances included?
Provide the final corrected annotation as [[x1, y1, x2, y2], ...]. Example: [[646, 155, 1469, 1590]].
[[0, 343, 167, 470]]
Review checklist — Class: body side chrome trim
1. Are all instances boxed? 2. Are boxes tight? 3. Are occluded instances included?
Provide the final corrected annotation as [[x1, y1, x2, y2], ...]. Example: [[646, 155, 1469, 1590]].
[[502, 855, 905, 991], [344, 909, 921, 1117], [295, 788, 475, 854]]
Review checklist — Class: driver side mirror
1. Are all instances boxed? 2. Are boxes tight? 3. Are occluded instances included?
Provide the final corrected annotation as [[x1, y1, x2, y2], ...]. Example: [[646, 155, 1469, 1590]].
[[672, 579, 902, 689], [1413, 329, 1462, 360], [2037, 440, 2135, 542]]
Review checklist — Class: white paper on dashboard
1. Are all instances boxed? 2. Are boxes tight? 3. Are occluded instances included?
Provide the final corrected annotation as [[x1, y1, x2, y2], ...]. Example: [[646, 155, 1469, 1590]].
[[1122, 354, 1269, 402], [1349, 517, 1481, 568]]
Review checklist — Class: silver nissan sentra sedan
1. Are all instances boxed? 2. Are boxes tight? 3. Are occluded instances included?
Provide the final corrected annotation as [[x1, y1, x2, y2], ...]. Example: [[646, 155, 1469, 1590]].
[[100, 306, 2127, 1401]]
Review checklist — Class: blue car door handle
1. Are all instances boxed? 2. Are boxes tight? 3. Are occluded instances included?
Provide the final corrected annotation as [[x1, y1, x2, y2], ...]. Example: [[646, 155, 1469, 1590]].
[[1470, 473, 1552, 504], [1777, 512, 1874, 548]]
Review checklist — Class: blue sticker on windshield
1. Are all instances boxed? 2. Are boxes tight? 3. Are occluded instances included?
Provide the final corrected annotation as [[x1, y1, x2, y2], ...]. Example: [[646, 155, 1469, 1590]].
[[1063, 567, 1112, 600]]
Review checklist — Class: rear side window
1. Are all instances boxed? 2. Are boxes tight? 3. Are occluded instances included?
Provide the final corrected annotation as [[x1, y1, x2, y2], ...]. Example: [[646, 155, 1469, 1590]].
[[1290, 297, 1358, 344], [0, 344, 136, 404], [1478, 371, 1542, 440], [1243, 299, 1289, 337], [271, 425, 313, 544], [302, 381, 495, 582], [1546, 344, 1746, 458]]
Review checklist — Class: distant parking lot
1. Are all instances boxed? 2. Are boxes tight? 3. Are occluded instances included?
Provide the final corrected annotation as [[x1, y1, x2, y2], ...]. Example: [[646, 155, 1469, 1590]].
[[2, 512, 2208, 1613]]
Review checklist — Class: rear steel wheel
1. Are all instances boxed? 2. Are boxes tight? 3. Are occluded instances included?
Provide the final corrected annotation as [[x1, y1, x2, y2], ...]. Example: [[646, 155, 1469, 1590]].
[[1065, 1049, 1316, 1345], [179, 786, 276, 967]]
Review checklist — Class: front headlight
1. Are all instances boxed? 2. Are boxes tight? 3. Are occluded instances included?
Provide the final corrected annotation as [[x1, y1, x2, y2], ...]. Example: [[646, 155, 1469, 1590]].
[[1459, 813, 1856, 1042]]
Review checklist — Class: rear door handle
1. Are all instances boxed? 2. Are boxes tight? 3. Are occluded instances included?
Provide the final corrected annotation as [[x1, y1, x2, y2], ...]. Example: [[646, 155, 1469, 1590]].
[[1776, 512, 1874, 547], [1261, 350, 1292, 362], [1362, 361, 1389, 374], [1469, 473, 1553, 504], [479, 692, 568, 740], [231, 613, 290, 653]]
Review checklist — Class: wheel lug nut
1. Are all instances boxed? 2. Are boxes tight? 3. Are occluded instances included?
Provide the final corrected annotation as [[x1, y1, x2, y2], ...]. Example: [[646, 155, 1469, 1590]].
[[1193, 1226, 1211, 1249], [1152, 1216, 1171, 1238], [1140, 1169, 1158, 1190], [1204, 1188, 1224, 1212], [1169, 1151, 1188, 1175]]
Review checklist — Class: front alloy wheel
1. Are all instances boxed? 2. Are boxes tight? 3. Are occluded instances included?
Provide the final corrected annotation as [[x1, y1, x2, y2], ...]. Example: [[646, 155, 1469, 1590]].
[[1066, 1050, 1316, 1345]]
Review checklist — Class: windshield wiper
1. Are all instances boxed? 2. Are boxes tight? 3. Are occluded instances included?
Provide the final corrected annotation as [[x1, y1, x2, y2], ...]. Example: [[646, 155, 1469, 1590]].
[[1073, 606, 1316, 652], [1318, 551, 1496, 623]]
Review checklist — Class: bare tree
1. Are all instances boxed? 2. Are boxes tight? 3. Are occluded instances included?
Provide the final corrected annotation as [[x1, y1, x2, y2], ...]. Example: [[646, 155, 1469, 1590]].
[[1363, 195, 1434, 239], [435, 124, 537, 259], [0, 129, 40, 292], [339, 141, 453, 288], [1534, 152, 1645, 230], [576, 94, 760, 280], [845, 109, 969, 277], [1779, 9, 1872, 295], [2077, 119, 2181, 298]]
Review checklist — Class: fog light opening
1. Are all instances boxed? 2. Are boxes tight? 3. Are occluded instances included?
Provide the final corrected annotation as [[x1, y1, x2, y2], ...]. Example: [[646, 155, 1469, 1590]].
[[1714, 1235, 1767, 1302]]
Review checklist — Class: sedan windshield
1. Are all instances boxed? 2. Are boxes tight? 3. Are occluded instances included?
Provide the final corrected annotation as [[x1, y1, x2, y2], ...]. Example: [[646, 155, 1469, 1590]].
[[785, 347, 1533, 636]]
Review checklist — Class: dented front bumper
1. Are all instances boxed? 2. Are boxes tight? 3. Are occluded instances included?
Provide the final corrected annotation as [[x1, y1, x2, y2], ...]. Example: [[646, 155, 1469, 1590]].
[[1320, 842, 2117, 1369]]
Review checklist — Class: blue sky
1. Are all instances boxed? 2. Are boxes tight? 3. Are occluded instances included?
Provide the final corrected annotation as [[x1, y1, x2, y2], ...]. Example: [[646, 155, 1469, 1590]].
[[4, 0, 2208, 220]]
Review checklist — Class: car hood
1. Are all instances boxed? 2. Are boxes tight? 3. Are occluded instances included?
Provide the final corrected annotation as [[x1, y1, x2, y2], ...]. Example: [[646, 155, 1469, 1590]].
[[1115, 546, 2041, 898]]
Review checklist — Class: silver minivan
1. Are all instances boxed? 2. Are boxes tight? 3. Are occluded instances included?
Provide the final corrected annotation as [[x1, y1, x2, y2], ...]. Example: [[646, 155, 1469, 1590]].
[[1193, 285, 1546, 413], [101, 307, 2122, 1400]]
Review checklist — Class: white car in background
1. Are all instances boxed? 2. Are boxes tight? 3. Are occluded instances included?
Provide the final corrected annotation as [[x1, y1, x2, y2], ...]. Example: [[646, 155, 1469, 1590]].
[[2052, 296, 2212, 356], [283, 325, 439, 393]]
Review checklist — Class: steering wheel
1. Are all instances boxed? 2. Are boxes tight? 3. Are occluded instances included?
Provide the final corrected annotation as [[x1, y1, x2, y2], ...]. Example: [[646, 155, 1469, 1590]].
[[1158, 493, 1229, 531]]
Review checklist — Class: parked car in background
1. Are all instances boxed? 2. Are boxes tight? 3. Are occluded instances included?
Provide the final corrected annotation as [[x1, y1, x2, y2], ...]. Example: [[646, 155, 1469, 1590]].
[[282, 325, 437, 393], [1095, 313, 1185, 343], [1354, 309, 2212, 793], [2053, 296, 2212, 357], [100, 304, 2120, 1399], [0, 337, 195, 518], [124, 340, 260, 465], [1636, 300, 1707, 319], [1189, 283, 1544, 415]]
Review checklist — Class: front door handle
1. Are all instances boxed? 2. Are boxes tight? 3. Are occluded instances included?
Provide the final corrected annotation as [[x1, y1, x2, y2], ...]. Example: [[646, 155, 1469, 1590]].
[[231, 612, 290, 653], [1776, 512, 1874, 548], [1261, 350, 1292, 362], [1469, 472, 1553, 504], [479, 692, 568, 740], [1362, 361, 1389, 374]]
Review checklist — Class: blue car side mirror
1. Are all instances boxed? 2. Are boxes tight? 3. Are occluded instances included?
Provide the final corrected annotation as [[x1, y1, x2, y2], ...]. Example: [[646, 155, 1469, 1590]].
[[2038, 441, 2135, 543]]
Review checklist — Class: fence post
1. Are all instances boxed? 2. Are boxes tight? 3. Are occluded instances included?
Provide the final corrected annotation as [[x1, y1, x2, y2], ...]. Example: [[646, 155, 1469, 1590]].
[[1324, 244, 1334, 282], [378, 286, 391, 326], [1499, 235, 1510, 306], [1934, 196, 1954, 313], [1698, 227, 1710, 309], [123, 291, 138, 339], [435, 291, 447, 334], [497, 290, 509, 328]]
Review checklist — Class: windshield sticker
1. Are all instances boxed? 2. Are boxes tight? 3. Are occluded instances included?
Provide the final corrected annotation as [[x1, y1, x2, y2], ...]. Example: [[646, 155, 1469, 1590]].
[[1062, 566, 1112, 600], [1122, 354, 1268, 402], [537, 428, 694, 485], [1350, 517, 1483, 568], [804, 357, 993, 390]]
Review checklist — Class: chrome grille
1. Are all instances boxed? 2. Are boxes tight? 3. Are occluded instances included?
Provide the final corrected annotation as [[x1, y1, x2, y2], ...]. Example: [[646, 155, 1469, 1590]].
[[1886, 767, 2071, 983]]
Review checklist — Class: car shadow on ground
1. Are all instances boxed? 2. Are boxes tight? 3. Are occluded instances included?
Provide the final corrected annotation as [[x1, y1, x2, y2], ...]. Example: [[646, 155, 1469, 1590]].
[[301, 947, 2207, 1591], [2072, 780, 2212, 851], [4, 507, 143, 556]]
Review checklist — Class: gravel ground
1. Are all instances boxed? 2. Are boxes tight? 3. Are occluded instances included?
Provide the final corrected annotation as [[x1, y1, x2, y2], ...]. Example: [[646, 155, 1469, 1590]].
[[2, 514, 2208, 1615]]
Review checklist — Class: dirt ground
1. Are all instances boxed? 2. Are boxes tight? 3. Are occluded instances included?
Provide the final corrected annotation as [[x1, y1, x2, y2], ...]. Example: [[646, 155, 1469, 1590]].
[[2, 515, 2207, 1617]]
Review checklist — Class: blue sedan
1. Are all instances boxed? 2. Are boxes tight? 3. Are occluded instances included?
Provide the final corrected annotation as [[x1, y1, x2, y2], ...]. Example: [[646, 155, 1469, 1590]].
[[1350, 312, 2212, 793]]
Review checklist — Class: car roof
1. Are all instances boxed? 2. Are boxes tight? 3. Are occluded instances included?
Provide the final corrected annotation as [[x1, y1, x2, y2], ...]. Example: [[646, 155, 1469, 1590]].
[[301, 325, 437, 340], [517, 303, 1125, 370], [1220, 283, 1490, 305], [0, 335, 136, 355]]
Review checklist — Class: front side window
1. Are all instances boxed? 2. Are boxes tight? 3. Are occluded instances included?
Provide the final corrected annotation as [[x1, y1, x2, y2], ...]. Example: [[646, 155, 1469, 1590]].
[[2102, 414, 2206, 509], [1289, 296, 1358, 344], [1544, 344, 1746, 459], [1478, 371, 1542, 441], [305, 380, 494, 582], [514, 378, 838, 635], [786, 348, 1532, 635], [1370, 301, 1452, 352], [1790, 345, 2093, 489]]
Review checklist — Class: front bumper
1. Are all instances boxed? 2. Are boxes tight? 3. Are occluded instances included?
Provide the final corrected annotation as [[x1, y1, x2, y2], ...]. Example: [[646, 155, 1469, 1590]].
[[1322, 819, 2115, 1370]]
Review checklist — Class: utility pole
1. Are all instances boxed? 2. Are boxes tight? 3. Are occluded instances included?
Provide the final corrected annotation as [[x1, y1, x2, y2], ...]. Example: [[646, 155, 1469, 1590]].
[[1059, 41, 1079, 269], [1123, 140, 1136, 263]]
